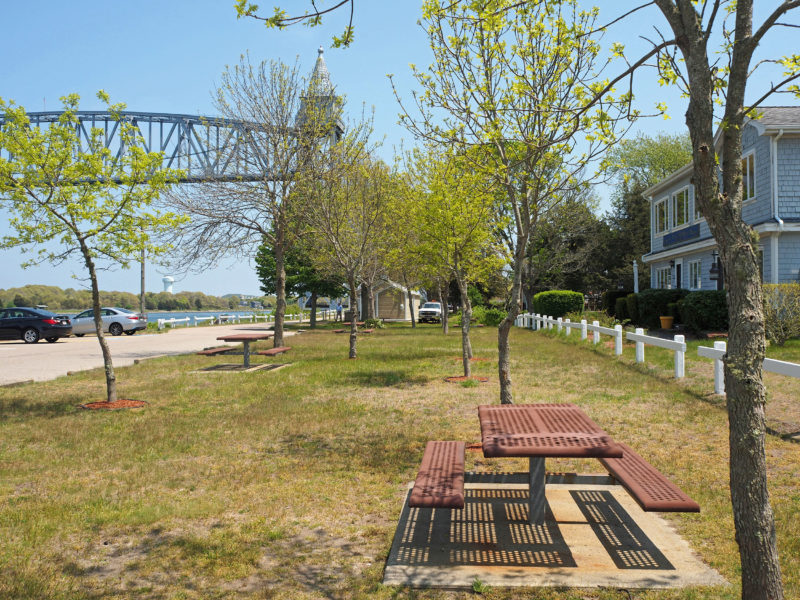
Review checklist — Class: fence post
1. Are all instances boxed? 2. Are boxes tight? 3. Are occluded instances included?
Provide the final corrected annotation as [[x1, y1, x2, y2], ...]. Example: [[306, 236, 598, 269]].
[[615, 325, 623, 356], [714, 341, 726, 394], [635, 327, 645, 363], [674, 334, 685, 378], [581, 319, 587, 340], [557, 317, 563, 333], [565, 318, 571, 336], [592, 320, 600, 344]]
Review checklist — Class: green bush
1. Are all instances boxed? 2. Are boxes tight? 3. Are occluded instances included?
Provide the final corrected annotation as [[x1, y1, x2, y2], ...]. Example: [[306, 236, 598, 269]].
[[364, 317, 385, 329], [680, 290, 728, 333], [482, 307, 506, 326], [602, 290, 631, 317], [763, 284, 800, 345], [625, 293, 640, 325], [636, 288, 690, 329], [454, 305, 507, 327], [533, 290, 584, 319], [615, 297, 628, 321], [564, 310, 618, 327]]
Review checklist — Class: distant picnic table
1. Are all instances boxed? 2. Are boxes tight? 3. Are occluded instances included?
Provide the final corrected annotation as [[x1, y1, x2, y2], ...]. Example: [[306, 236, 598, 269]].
[[216, 332, 273, 368]]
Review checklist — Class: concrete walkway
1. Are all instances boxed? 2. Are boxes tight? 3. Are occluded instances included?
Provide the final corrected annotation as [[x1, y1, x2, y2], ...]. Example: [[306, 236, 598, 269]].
[[0, 322, 295, 386]]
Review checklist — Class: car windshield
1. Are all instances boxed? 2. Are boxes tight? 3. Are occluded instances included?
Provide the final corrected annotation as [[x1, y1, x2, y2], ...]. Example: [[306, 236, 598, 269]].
[[114, 308, 135, 314], [422, 303, 440, 309]]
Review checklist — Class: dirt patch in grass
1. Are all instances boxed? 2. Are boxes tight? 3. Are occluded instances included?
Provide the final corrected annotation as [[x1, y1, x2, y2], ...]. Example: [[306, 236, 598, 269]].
[[79, 399, 148, 410]]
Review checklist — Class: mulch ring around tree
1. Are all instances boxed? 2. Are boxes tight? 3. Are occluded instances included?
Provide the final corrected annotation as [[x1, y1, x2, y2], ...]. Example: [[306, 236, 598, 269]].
[[79, 399, 148, 410], [444, 375, 489, 383]]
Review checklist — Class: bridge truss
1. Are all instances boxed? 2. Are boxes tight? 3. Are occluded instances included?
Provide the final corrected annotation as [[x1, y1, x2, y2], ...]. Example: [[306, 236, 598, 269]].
[[0, 110, 280, 183]]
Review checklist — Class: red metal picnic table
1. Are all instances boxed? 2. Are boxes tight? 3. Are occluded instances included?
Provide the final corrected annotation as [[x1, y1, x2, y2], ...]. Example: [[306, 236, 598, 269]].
[[216, 332, 273, 367]]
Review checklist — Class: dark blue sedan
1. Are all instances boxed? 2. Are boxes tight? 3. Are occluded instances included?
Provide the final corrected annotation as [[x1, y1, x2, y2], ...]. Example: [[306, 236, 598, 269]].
[[0, 307, 73, 343]]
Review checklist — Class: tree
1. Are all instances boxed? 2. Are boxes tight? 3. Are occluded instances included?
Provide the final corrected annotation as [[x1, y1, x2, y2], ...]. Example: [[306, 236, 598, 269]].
[[601, 2, 800, 596], [234, 0, 355, 47], [405, 146, 502, 376], [395, 0, 631, 403], [0, 92, 181, 403], [165, 53, 340, 348], [255, 239, 346, 328], [301, 125, 387, 358]]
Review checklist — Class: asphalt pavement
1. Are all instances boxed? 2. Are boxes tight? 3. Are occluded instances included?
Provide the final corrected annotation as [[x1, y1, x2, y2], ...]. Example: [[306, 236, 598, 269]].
[[0, 322, 291, 386]]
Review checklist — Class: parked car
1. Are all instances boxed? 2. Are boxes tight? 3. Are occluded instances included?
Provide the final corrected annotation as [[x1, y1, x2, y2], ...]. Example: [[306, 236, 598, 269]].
[[417, 301, 443, 323], [0, 307, 72, 343], [70, 307, 148, 336]]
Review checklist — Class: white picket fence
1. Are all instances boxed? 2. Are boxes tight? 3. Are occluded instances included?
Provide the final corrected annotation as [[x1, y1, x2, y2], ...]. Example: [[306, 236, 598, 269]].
[[697, 341, 800, 395]]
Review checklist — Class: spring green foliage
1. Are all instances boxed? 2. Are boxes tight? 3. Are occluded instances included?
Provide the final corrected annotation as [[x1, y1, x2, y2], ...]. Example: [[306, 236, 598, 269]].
[[255, 240, 346, 301], [0, 93, 184, 270], [532, 290, 584, 319], [763, 284, 800, 346]]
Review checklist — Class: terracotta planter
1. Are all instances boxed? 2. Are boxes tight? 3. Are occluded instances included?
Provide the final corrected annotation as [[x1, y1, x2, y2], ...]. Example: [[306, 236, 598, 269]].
[[659, 315, 674, 330]]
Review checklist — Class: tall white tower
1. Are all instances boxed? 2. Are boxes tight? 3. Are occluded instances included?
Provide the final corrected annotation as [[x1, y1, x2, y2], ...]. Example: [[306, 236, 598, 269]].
[[162, 276, 174, 294]]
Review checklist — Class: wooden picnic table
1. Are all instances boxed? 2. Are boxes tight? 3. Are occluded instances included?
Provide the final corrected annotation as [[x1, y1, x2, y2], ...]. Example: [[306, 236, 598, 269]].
[[478, 403, 623, 524], [216, 332, 273, 368]]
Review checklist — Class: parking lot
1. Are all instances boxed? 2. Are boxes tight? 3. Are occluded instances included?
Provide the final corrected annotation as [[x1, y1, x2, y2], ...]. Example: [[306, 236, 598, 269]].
[[0, 323, 283, 386]]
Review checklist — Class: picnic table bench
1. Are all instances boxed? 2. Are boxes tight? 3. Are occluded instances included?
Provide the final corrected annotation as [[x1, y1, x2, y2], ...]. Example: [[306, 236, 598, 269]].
[[256, 346, 291, 356], [408, 403, 699, 523], [196, 346, 232, 356]]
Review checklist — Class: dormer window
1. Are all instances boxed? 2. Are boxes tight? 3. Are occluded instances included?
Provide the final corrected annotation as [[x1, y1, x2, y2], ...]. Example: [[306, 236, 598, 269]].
[[742, 152, 755, 200], [655, 199, 668, 234], [672, 187, 689, 228]]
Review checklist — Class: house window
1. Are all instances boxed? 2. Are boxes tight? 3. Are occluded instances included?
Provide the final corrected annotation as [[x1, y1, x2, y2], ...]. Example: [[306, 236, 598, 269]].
[[742, 152, 755, 201], [693, 188, 703, 221], [689, 260, 702, 289], [672, 188, 689, 228], [656, 267, 671, 289], [655, 199, 668, 234]]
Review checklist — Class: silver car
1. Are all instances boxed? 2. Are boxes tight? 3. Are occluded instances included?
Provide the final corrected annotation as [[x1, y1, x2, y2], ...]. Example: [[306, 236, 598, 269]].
[[71, 307, 148, 337]]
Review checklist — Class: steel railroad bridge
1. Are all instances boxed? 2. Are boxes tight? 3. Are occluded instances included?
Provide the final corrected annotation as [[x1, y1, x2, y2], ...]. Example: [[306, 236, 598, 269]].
[[0, 110, 285, 183]]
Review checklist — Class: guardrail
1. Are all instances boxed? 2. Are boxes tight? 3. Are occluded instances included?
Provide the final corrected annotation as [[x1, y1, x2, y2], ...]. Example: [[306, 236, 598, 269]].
[[697, 341, 800, 395], [626, 328, 686, 379]]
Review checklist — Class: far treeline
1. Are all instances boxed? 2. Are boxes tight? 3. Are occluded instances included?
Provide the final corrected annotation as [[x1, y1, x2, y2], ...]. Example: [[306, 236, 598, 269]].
[[0, 285, 272, 312]]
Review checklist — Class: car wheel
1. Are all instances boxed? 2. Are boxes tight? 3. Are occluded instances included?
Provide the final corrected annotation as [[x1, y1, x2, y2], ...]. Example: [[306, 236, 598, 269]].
[[74, 333, 85, 337], [45, 337, 58, 343], [124, 330, 136, 336], [109, 323, 123, 336], [23, 328, 40, 344]]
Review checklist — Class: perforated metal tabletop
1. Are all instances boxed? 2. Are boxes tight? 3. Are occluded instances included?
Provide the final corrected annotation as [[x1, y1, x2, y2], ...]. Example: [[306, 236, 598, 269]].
[[478, 403, 623, 459]]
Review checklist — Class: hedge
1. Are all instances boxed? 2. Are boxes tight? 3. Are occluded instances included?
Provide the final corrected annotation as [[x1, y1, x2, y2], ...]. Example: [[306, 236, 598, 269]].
[[680, 290, 728, 333], [533, 290, 584, 319], [625, 293, 640, 324], [763, 284, 800, 345], [636, 288, 690, 329], [615, 297, 628, 321], [602, 290, 631, 317]]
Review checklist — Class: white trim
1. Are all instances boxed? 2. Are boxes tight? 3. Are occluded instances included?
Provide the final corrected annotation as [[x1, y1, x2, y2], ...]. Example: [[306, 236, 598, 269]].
[[671, 186, 690, 228], [688, 259, 702, 290], [654, 197, 669, 235], [741, 150, 756, 203], [643, 163, 693, 198]]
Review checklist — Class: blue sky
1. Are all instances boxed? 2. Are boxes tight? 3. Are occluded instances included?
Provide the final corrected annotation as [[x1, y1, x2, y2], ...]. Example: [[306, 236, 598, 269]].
[[0, 1, 794, 297]]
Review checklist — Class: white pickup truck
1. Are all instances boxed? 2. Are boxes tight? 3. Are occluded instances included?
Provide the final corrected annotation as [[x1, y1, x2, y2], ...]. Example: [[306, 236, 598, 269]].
[[417, 301, 443, 323]]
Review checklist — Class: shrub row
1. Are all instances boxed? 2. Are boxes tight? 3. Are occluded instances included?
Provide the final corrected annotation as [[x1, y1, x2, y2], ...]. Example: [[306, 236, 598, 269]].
[[532, 290, 584, 319], [614, 288, 728, 332]]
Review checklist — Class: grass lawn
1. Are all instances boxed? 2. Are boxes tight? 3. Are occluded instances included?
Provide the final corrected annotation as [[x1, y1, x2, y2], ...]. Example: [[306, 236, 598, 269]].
[[1, 323, 798, 599]]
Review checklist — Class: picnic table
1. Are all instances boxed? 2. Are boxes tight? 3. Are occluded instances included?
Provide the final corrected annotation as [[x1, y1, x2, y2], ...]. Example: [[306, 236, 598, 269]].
[[409, 402, 699, 525], [478, 403, 622, 524], [216, 332, 273, 368]]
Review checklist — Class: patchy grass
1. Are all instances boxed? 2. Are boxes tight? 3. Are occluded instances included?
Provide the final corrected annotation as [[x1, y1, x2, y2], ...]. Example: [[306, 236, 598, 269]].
[[1, 324, 798, 599]]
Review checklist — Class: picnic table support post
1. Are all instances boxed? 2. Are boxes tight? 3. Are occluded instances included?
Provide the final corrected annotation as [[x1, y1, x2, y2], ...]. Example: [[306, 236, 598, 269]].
[[674, 334, 685, 378], [581, 319, 587, 340], [592, 320, 600, 344], [714, 341, 726, 394], [635, 328, 645, 363], [615, 324, 623, 356], [529, 457, 546, 525], [242, 341, 251, 368]]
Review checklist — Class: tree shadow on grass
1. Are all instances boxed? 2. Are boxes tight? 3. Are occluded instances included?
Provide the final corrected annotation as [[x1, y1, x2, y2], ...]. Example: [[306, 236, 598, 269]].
[[0, 393, 87, 421], [346, 369, 430, 388]]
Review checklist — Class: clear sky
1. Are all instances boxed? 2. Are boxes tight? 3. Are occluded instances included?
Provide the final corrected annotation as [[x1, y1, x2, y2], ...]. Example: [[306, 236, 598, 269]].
[[0, 1, 794, 297]]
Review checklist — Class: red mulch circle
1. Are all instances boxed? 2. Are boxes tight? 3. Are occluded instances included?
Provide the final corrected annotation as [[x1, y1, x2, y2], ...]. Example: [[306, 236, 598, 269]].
[[444, 376, 489, 383], [80, 399, 148, 410], [451, 357, 490, 362]]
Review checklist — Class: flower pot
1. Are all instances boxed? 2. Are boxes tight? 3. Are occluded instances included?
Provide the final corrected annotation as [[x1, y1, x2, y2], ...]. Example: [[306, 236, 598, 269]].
[[659, 315, 674, 330]]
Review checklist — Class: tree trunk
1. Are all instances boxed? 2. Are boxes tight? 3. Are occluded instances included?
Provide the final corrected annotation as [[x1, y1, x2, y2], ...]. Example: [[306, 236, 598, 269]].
[[273, 230, 287, 348], [140, 247, 146, 315], [403, 273, 416, 328], [348, 277, 359, 358], [670, 8, 784, 594], [455, 272, 472, 377], [498, 237, 527, 404], [83, 245, 117, 403], [309, 292, 317, 329], [439, 281, 449, 335]]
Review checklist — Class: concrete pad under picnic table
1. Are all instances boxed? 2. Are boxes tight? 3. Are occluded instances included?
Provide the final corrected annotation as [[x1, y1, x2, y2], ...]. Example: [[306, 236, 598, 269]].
[[384, 473, 725, 590]]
